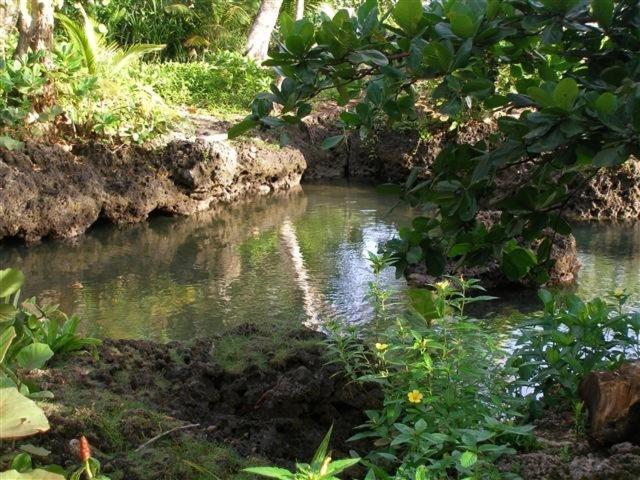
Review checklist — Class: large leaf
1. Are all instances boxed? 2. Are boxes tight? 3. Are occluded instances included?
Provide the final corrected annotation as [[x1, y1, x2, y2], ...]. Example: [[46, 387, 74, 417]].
[[460, 451, 478, 468], [553, 78, 579, 111], [0, 305, 17, 325], [593, 146, 628, 167], [228, 118, 258, 139], [392, 0, 423, 35], [0, 470, 64, 480], [241, 467, 293, 480], [408, 288, 438, 320], [15, 344, 54, 371], [449, 13, 475, 38], [320, 135, 345, 150], [0, 388, 50, 440], [347, 50, 389, 66], [502, 247, 537, 280], [591, 0, 613, 27], [0, 269, 25, 298], [0, 327, 16, 363]]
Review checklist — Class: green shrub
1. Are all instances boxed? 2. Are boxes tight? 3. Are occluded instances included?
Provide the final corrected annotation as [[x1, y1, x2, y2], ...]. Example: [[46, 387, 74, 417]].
[[1, 13, 175, 145], [79, 0, 253, 60], [138, 52, 273, 114], [509, 289, 640, 407], [327, 277, 532, 480]]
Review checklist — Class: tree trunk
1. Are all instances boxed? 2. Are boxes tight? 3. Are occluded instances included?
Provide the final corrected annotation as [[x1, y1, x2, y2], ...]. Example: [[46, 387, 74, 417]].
[[295, 0, 304, 20], [14, 0, 54, 59], [245, 0, 283, 62], [580, 361, 640, 447], [0, 0, 19, 56]]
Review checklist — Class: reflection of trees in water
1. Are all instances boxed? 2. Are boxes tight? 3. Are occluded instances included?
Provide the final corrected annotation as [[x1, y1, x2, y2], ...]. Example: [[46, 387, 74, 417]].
[[0, 189, 309, 340], [573, 223, 640, 299]]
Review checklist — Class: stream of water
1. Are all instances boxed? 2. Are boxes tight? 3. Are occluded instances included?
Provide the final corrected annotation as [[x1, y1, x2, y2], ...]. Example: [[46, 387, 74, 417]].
[[1, 183, 638, 342]]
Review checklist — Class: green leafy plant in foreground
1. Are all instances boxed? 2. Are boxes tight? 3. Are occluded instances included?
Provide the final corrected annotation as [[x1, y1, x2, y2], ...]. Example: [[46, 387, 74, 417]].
[[243, 427, 360, 480], [328, 277, 532, 479], [0, 268, 101, 395], [509, 288, 640, 408], [0, 387, 64, 479]]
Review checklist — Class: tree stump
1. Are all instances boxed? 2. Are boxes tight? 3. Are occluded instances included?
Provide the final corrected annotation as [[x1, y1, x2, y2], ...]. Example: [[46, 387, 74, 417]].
[[580, 361, 640, 447]]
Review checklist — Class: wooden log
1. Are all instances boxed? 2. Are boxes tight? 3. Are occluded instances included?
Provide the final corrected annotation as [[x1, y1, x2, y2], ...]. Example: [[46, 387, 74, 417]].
[[580, 361, 640, 447]]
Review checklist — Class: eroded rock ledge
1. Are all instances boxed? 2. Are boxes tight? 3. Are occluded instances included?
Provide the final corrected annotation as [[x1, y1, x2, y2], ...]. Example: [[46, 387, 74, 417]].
[[0, 138, 305, 243]]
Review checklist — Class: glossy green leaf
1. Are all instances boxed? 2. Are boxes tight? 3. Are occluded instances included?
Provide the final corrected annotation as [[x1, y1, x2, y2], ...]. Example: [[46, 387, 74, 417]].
[[0, 327, 16, 363], [348, 49, 388, 66], [320, 135, 345, 150], [15, 343, 54, 371], [593, 146, 628, 167], [241, 468, 293, 480], [502, 247, 537, 280], [0, 269, 25, 298], [0, 388, 50, 440], [392, 0, 423, 35], [0, 471, 65, 480], [449, 13, 475, 38], [595, 92, 617, 115], [460, 451, 478, 468], [227, 118, 258, 139], [552, 78, 579, 111], [591, 0, 614, 27]]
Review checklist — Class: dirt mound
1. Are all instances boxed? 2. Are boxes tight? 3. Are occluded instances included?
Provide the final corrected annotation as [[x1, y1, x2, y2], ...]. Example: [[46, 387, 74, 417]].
[[25, 331, 380, 479]]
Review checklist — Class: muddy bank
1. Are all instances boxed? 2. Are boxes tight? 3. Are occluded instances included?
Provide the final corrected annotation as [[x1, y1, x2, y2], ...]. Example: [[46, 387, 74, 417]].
[[14, 331, 640, 480], [20, 329, 379, 479], [0, 136, 305, 243]]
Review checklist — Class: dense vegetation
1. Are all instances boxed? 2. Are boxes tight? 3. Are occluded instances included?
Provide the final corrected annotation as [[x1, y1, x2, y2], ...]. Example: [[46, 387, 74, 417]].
[[1, 0, 639, 479]]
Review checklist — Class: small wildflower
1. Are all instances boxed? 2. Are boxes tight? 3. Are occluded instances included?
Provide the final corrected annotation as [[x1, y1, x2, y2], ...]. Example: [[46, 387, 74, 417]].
[[375, 342, 389, 352], [407, 389, 423, 404], [79, 436, 91, 462], [435, 280, 450, 291]]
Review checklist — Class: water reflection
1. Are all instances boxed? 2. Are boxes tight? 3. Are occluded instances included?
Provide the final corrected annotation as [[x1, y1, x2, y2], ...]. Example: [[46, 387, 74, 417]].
[[0, 185, 637, 341], [0, 184, 412, 341]]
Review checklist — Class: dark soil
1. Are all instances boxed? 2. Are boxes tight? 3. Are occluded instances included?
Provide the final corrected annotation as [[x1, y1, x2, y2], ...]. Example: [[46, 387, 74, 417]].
[[499, 406, 640, 480], [6, 327, 640, 480], [17, 327, 380, 480]]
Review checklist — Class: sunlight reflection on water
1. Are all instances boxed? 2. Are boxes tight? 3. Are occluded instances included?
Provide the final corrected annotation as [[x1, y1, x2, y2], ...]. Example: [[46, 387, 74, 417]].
[[0, 184, 638, 341]]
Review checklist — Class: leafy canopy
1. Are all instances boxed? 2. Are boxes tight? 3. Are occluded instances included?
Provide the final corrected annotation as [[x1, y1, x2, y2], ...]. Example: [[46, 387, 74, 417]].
[[231, 0, 640, 282]]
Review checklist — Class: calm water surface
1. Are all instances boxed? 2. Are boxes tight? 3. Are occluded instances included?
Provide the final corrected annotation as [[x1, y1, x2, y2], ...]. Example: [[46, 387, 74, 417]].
[[1, 184, 638, 341]]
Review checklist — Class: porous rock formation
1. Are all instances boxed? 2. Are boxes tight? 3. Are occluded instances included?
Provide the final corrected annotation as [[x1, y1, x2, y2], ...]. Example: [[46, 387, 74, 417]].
[[0, 138, 305, 243]]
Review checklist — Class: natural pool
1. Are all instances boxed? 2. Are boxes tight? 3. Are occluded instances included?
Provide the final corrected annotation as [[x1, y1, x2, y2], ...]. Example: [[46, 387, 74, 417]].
[[1, 183, 638, 341]]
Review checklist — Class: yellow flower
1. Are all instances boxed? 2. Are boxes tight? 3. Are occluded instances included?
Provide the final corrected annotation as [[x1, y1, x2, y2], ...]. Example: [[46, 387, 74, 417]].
[[435, 280, 451, 291], [375, 343, 389, 352], [407, 389, 424, 404]]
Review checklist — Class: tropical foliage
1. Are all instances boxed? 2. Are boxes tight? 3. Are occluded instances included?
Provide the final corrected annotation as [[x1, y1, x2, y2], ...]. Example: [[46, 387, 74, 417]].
[[232, 0, 640, 283]]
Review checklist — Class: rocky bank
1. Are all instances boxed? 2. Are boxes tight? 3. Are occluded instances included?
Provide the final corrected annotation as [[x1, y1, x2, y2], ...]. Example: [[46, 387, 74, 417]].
[[2, 107, 639, 245], [0, 136, 305, 243]]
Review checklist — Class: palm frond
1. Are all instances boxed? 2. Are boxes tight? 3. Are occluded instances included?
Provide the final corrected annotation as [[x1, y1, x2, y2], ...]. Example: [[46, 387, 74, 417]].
[[55, 12, 99, 75], [164, 4, 193, 16], [111, 44, 166, 74], [184, 35, 211, 48]]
